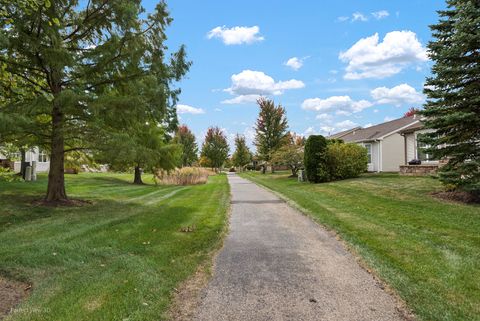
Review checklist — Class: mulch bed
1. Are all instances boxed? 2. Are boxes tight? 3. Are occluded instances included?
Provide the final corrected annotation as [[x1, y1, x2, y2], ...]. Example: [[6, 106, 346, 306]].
[[0, 278, 31, 320], [431, 191, 480, 204]]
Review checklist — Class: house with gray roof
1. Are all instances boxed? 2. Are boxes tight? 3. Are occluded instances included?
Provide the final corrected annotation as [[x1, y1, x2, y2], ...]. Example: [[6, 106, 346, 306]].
[[328, 115, 421, 172]]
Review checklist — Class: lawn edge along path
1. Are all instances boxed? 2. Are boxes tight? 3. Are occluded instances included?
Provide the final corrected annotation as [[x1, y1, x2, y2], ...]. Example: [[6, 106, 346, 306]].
[[168, 176, 232, 321]]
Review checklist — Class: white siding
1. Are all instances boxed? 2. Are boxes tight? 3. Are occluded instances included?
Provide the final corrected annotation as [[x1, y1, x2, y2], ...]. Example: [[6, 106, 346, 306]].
[[381, 133, 406, 172], [359, 141, 380, 172], [405, 133, 415, 163], [12, 147, 50, 173]]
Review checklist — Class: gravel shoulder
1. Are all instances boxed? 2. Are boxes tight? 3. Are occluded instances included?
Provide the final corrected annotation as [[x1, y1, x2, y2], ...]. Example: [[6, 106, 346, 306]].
[[193, 173, 407, 321]]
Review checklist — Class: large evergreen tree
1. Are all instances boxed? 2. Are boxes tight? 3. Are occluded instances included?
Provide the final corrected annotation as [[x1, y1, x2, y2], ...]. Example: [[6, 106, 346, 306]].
[[200, 127, 229, 172], [254, 98, 289, 173], [173, 125, 198, 167], [232, 134, 251, 170], [0, 1, 189, 202], [421, 0, 480, 193]]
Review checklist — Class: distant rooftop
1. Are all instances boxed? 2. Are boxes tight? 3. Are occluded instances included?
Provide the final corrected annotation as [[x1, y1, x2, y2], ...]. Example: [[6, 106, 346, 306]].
[[328, 115, 420, 143]]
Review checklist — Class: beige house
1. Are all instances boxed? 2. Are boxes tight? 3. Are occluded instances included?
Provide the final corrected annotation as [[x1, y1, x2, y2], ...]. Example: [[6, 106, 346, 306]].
[[399, 122, 438, 164], [329, 115, 421, 172]]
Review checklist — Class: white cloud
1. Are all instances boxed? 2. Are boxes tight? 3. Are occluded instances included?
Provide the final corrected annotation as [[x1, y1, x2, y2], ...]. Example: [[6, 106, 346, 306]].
[[364, 123, 373, 128], [214, 108, 222, 112], [352, 12, 368, 22], [372, 10, 389, 20], [316, 113, 333, 121], [337, 16, 350, 22], [320, 126, 335, 135], [207, 26, 264, 45], [284, 57, 304, 70], [371, 84, 425, 106], [177, 104, 205, 115], [223, 70, 305, 104], [302, 96, 373, 114], [339, 31, 428, 79], [243, 127, 256, 144], [335, 120, 358, 131], [221, 94, 260, 105]]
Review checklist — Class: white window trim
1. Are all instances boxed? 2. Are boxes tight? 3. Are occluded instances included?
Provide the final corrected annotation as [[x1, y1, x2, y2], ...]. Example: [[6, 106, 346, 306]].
[[414, 133, 438, 163], [38, 150, 49, 163], [363, 143, 373, 165]]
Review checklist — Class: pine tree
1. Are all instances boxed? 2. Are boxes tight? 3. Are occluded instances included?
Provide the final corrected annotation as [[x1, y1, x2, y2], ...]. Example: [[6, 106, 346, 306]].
[[232, 134, 251, 170], [0, 1, 190, 202], [173, 125, 198, 167], [421, 0, 480, 193], [254, 98, 289, 173], [201, 127, 229, 172]]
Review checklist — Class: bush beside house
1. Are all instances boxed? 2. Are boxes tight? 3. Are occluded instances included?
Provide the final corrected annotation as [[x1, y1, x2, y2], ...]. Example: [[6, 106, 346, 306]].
[[326, 142, 368, 180], [304, 135, 368, 183]]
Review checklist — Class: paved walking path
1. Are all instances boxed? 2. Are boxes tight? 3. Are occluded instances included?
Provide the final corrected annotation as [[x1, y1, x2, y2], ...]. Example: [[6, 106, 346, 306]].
[[193, 174, 405, 321]]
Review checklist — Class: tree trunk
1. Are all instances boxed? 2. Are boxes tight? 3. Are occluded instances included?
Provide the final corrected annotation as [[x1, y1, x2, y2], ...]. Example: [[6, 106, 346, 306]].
[[290, 166, 298, 177], [271, 163, 275, 174], [133, 165, 143, 184], [20, 148, 26, 179], [261, 164, 266, 174], [46, 104, 67, 202]]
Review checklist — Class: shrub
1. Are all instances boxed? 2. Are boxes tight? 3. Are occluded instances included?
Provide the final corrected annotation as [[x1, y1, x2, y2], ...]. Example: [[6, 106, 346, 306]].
[[154, 167, 213, 185], [0, 167, 22, 182], [304, 135, 328, 183], [326, 143, 368, 180]]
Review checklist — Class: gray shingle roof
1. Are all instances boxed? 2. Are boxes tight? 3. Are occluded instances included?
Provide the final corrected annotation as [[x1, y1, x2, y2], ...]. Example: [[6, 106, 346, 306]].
[[328, 127, 362, 139], [331, 116, 419, 143]]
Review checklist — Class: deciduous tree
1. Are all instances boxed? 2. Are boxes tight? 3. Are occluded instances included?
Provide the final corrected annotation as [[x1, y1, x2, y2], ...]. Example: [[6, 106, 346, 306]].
[[97, 125, 180, 185], [254, 98, 289, 173], [271, 132, 304, 177], [200, 127, 229, 172], [232, 134, 251, 170], [173, 125, 198, 167]]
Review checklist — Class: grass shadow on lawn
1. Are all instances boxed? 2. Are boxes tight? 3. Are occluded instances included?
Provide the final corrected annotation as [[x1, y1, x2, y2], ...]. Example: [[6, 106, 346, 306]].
[[0, 173, 230, 321]]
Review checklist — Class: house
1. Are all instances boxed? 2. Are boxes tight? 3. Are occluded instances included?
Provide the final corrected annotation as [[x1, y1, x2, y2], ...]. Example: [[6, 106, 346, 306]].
[[328, 115, 420, 172], [398, 121, 440, 175], [0, 147, 50, 173]]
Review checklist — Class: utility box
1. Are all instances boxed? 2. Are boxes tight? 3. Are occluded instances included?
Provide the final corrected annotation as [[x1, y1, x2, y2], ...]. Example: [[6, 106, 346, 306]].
[[298, 170, 306, 182], [25, 166, 32, 181], [31, 161, 37, 181]]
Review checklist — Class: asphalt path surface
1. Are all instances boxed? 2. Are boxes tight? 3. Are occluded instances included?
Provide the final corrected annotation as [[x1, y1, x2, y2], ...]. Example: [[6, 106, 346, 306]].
[[193, 173, 405, 321]]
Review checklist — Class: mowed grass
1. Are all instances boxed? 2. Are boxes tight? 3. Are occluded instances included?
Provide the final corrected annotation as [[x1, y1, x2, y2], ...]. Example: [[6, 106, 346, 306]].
[[240, 172, 480, 321], [0, 172, 229, 321]]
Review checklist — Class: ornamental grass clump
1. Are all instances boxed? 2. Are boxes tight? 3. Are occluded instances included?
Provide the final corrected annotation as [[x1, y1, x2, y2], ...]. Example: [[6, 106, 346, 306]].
[[155, 167, 213, 185]]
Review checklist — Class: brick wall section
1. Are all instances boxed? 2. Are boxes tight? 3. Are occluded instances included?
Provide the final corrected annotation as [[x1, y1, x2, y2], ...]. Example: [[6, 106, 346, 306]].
[[399, 165, 439, 176]]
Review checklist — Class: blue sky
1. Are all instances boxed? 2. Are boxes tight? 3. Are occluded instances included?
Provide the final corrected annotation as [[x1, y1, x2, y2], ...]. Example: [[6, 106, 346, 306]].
[[142, 0, 446, 148]]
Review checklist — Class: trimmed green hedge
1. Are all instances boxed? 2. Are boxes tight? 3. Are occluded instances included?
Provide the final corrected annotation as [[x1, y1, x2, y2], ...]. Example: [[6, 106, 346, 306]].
[[304, 135, 328, 183]]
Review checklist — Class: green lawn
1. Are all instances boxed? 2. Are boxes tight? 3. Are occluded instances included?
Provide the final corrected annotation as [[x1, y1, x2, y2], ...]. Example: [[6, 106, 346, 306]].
[[239, 171, 480, 321], [0, 173, 229, 321]]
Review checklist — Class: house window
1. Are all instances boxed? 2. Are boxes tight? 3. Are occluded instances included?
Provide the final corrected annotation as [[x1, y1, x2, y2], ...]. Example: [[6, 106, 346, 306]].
[[416, 135, 436, 162], [364, 144, 372, 164], [38, 150, 49, 163]]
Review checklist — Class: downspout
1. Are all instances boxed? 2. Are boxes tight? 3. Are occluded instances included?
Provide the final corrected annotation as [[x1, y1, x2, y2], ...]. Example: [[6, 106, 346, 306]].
[[377, 139, 382, 173]]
